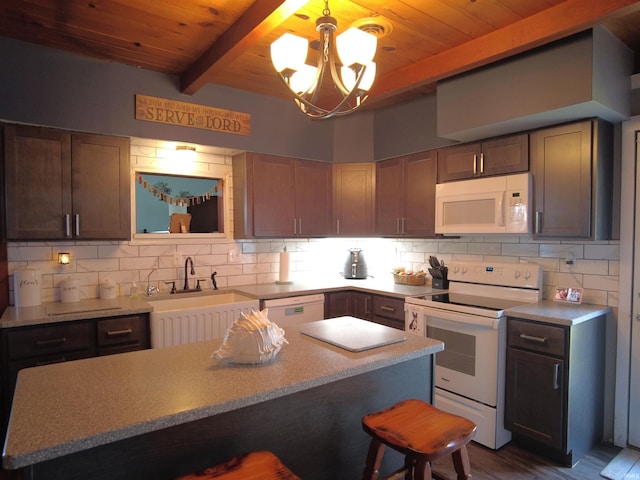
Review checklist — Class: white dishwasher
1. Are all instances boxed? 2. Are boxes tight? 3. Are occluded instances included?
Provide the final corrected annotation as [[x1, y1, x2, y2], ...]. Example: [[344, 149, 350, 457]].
[[263, 294, 325, 327]]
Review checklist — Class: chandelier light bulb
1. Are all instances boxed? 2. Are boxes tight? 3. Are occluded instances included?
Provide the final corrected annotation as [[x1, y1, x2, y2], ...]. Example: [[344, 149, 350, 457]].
[[336, 27, 377, 68], [270, 33, 308, 73], [341, 61, 376, 92]]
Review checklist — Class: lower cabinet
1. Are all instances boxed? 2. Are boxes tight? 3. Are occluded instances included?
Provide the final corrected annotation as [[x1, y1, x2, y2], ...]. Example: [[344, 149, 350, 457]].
[[505, 316, 605, 466], [1, 314, 150, 434], [325, 291, 404, 330]]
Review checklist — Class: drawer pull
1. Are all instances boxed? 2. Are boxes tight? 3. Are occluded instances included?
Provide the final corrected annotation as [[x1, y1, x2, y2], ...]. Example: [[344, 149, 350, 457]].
[[35, 337, 67, 347], [519, 333, 547, 344], [106, 328, 133, 337], [380, 306, 396, 312]]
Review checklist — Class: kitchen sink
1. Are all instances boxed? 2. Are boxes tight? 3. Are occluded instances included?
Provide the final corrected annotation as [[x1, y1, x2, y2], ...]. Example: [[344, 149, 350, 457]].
[[147, 292, 257, 312], [147, 292, 259, 348]]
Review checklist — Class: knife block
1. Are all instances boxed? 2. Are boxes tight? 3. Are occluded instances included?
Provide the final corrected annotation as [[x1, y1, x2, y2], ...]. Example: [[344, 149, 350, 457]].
[[432, 278, 449, 289]]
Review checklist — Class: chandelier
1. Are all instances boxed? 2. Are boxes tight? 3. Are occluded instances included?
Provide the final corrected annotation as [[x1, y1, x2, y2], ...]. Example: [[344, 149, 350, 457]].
[[270, 0, 377, 119]]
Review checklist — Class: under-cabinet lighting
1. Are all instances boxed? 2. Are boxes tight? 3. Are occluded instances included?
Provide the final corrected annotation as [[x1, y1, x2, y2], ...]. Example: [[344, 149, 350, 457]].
[[58, 252, 71, 265]]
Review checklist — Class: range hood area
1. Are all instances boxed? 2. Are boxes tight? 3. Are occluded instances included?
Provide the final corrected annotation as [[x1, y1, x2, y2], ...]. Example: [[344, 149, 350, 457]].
[[437, 26, 633, 142]]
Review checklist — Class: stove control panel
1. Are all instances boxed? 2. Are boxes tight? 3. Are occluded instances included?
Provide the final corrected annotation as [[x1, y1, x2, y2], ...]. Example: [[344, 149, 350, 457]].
[[448, 261, 542, 289]]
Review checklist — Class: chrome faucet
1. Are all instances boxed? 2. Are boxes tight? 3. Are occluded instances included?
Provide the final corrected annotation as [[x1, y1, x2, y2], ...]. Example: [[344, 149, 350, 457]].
[[184, 257, 195, 290], [146, 268, 159, 296]]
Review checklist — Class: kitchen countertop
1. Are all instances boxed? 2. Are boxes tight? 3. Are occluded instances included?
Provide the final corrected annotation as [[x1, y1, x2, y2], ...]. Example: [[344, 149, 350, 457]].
[[233, 275, 440, 300], [0, 296, 153, 329], [0, 276, 438, 329], [2, 320, 444, 470], [506, 300, 612, 326]]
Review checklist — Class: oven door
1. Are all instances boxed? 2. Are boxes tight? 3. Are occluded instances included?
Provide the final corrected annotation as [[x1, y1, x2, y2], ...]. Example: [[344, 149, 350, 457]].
[[424, 308, 502, 407]]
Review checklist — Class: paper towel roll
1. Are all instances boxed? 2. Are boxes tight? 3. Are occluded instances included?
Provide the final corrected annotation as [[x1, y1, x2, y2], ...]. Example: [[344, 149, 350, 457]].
[[278, 251, 290, 283]]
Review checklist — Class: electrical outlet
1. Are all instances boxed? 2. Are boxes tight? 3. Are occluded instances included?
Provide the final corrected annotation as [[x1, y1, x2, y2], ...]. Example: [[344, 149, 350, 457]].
[[173, 251, 183, 266], [228, 249, 240, 263]]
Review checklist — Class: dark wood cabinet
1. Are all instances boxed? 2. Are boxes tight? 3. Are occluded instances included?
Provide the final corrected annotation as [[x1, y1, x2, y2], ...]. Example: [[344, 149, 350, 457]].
[[505, 316, 605, 466], [3, 124, 130, 240], [232, 153, 331, 238], [437, 133, 528, 183], [1, 314, 149, 433], [332, 163, 375, 236], [325, 291, 404, 330], [530, 119, 613, 239], [376, 151, 437, 237]]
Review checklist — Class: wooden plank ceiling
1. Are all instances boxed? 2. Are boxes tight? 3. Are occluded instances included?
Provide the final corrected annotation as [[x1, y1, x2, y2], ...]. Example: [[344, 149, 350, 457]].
[[1, 0, 640, 110]]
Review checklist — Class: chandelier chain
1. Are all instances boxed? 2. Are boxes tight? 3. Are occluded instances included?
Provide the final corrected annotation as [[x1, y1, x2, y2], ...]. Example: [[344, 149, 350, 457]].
[[323, 0, 330, 17]]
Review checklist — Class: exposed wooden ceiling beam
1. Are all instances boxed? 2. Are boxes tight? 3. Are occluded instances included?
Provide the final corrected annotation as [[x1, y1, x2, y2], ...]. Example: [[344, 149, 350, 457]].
[[181, 0, 307, 95], [369, 0, 640, 105]]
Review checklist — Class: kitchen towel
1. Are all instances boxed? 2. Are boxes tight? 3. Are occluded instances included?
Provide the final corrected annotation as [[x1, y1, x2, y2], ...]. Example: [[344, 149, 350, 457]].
[[278, 249, 290, 283]]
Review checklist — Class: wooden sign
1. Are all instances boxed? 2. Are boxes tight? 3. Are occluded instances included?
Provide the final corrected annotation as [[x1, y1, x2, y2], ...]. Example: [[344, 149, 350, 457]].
[[135, 94, 250, 136]]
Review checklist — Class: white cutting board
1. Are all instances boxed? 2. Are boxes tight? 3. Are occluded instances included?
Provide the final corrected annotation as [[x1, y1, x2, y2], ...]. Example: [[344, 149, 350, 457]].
[[300, 316, 406, 352]]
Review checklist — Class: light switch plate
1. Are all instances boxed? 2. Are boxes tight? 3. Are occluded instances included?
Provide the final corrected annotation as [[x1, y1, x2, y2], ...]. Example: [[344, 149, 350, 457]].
[[228, 249, 240, 263]]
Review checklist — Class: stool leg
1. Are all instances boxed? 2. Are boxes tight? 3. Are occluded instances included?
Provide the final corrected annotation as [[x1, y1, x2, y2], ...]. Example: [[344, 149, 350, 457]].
[[362, 438, 386, 480], [413, 457, 433, 480], [451, 445, 472, 480]]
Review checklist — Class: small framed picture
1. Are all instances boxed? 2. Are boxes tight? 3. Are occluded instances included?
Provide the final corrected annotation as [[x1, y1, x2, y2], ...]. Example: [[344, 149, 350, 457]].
[[553, 286, 583, 304]]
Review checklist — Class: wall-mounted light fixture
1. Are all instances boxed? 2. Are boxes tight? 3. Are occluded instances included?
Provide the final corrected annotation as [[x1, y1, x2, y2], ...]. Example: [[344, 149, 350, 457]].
[[175, 145, 197, 161], [58, 252, 71, 265]]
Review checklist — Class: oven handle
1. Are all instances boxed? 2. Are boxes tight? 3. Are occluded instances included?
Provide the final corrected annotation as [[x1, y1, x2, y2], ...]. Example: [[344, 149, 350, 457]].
[[407, 306, 498, 329]]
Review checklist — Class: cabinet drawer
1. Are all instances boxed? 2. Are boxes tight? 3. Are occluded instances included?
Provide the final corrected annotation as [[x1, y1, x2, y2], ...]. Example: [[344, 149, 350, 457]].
[[7, 322, 92, 360], [372, 296, 405, 322], [97, 315, 147, 348], [508, 318, 565, 356]]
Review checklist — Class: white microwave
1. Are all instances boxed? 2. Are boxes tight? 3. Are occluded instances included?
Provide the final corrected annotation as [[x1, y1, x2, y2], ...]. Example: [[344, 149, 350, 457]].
[[435, 173, 532, 235]]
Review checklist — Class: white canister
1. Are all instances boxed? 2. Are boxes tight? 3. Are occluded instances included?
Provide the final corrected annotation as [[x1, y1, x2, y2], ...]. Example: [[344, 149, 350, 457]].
[[60, 277, 81, 303], [100, 280, 117, 299], [13, 268, 42, 307]]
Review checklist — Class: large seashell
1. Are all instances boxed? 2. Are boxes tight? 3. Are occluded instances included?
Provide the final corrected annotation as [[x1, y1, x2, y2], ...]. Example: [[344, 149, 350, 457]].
[[211, 308, 288, 364]]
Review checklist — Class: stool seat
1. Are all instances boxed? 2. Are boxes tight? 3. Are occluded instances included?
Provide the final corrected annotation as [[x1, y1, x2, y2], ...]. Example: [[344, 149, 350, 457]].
[[362, 399, 477, 480], [176, 450, 300, 480]]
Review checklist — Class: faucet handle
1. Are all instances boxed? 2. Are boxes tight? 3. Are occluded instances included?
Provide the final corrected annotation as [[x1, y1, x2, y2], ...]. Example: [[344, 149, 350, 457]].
[[196, 279, 203, 291], [164, 281, 177, 294]]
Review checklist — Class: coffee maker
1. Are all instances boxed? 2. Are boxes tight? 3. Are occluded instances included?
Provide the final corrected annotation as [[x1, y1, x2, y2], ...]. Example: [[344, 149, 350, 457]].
[[343, 248, 368, 279]]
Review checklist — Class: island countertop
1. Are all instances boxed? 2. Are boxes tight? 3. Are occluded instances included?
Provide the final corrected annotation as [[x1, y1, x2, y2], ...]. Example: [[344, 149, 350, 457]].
[[3, 320, 444, 471]]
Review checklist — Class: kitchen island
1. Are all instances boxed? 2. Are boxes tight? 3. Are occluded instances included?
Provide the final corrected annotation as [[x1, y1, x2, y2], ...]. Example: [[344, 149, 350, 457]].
[[3, 318, 443, 480]]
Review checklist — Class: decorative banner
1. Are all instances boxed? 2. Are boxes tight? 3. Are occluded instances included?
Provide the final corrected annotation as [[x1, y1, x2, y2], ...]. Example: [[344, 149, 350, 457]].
[[137, 174, 222, 207], [135, 94, 250, 136]]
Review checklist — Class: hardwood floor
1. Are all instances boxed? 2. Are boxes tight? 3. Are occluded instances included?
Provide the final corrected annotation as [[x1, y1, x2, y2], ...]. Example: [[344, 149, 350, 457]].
[[0, 441, 620, 479], [430, 441, 620, 480]]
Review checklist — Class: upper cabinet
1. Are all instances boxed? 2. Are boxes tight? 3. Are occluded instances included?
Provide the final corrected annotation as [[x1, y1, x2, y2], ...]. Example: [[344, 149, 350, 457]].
[[376, 151, 437, 237], [332, 163, 375, 236], [530, 119, 613, 240], [232, 153, 331, 238], [437, 133, 528, 183], [3, 124, 130, 240]]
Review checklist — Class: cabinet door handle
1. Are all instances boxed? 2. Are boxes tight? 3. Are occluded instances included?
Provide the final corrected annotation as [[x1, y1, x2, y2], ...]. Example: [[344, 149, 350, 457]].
[[293, 218, 297, 235], [36, 337, 67, 347], [553, 363, 560, 390], [336, 219, 340, 235], [74, 214, 80, 237], [106, 328, 133, 337], [64, 214, 71, 238], [298, 218, 302, 235], [473, 154, 477, 175], [519, 333, 547, 343], [535, 211, 542, 234], [402, 218, 406, 234], [364, 298, 370, 314], [480, 153, 484, 173], [380, 305, 396, 312]]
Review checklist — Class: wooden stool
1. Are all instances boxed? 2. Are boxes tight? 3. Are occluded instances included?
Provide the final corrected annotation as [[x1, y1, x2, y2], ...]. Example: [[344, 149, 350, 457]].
[[362, 399, 477, 480], [176, 450, 300, 480]]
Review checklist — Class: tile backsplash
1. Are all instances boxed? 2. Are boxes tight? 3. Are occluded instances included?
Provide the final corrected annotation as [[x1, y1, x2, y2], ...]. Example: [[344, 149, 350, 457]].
[[6, 236, 619, 308]]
